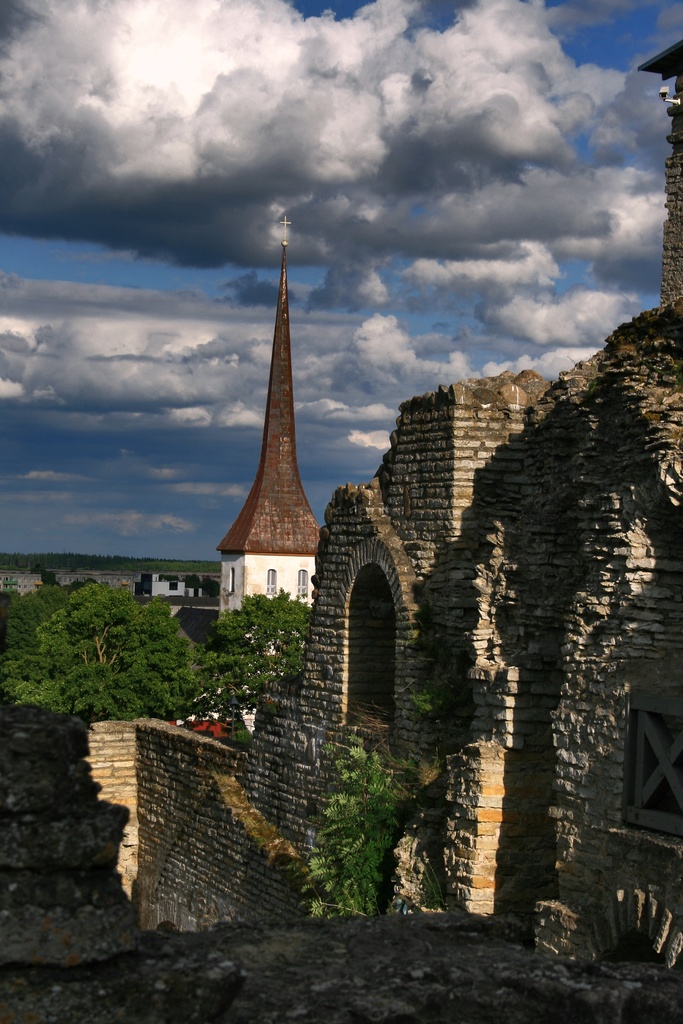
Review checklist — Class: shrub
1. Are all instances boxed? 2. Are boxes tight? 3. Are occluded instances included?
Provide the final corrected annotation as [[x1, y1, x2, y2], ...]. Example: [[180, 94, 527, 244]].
[[307, 738, 402, 917]]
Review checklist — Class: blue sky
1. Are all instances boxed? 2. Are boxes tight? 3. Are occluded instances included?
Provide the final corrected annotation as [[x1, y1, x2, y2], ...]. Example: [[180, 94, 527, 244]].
[[0, 0, 681, 560]]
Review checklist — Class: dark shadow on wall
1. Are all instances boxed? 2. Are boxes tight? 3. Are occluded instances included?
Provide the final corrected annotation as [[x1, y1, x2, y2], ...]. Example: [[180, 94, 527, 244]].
[[426, 323, 683, 922], [602, 931, 666, 965], [346, 563, 396, 723], [488, 353, 683, 918]]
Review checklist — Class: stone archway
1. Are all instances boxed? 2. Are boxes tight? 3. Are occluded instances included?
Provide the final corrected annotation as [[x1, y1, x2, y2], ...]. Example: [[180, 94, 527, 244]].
[[598, 888, 683, 968], [344, 562, 396, 722]]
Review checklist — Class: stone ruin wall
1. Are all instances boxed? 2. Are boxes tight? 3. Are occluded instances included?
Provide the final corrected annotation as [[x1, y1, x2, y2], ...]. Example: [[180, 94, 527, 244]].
[[8, 706, 683, 1024], [88, 719, 307, 931], [243, 307, 683, 961], [532, 313, 683, 962], [241, 372, 543, 856], [662, 76, 683, 305]]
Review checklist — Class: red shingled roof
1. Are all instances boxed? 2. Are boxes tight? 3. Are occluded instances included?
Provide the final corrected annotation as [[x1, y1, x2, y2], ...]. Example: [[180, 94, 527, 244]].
[[216, 245, 319, 555]]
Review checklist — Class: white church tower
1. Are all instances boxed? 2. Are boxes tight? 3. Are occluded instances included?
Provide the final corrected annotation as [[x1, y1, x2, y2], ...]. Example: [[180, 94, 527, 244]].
[[216, 221, 319, 612]]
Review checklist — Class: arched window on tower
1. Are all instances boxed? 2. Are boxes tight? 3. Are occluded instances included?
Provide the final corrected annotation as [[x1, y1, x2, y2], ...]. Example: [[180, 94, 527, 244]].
[[267, 569, 277, 595], [344, 563, 396, 723], [297, 569, 308, 598], [228, 567, 235, 593]]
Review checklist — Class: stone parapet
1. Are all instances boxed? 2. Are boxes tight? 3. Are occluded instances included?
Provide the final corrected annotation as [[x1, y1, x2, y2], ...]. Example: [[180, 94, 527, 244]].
[[132, 720, 307, 930], [0, 705, 137, 967]]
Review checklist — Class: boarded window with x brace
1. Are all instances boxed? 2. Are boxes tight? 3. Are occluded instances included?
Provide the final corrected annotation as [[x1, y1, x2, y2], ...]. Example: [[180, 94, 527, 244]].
[[623, 692, 683, 838]]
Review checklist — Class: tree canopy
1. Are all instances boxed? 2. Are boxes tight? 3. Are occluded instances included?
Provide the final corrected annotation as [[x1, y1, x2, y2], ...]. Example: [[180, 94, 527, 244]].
[[195, 591, 310, 717], [2, 585, 70, 658], [1, 585, 198, 723]]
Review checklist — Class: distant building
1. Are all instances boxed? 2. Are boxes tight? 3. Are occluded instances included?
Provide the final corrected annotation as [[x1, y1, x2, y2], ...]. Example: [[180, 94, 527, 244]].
[[216, 227, 319, 612], [135, 574, 205, 599], [55, 571, 136, 591], [1, 573, 42, 594]]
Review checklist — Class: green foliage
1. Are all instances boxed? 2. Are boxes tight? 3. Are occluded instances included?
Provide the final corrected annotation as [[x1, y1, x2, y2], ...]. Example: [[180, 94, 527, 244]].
[[233, 722, 253, 746], [307, 738, 402, 918], [410, 677, 463, 718], [585, 377, 601, 399], [420, 861, 446, 911], [194, 591, 309, 716], [410, 603, 473, 720], [1, 586, 198, 723], [200, 576, 220, 598], [2, 586, 70, 659]]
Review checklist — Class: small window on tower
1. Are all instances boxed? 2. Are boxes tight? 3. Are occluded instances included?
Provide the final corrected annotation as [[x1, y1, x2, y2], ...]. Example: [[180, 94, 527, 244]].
[[229, 567, 235, 593], [297, 569, 308, 598], [267, 569, 277, 595]]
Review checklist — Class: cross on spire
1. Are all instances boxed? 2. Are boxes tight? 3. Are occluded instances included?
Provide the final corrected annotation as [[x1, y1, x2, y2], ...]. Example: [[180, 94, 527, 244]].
[[280, 215, 290, 247]]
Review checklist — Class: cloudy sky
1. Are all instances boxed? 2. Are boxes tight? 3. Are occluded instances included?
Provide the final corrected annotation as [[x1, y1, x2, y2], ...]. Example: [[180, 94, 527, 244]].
[[0, 0, 680, 560]]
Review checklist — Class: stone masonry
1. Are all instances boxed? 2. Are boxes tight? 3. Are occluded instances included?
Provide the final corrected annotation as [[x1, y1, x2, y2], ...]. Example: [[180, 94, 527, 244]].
[[662, 74, 683, 304], [6, 703, 683, 1024], [0, 705, 137, 967], [89, 718, 309, 931], [233, 304, 683, 964], [88, 721, 139, 897]]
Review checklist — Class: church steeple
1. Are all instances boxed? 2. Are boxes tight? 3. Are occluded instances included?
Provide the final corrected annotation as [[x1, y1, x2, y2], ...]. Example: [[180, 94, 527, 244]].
[[217, 226, 319, 556]]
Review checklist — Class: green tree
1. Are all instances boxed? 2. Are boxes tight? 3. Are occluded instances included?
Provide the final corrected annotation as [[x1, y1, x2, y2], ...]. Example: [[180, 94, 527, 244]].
[[200, 576, 220, 598], [308, 738, 402, 917], [195, 591, 310, 716], [1, 585, 70, 661], [1, 586, 197, 723]]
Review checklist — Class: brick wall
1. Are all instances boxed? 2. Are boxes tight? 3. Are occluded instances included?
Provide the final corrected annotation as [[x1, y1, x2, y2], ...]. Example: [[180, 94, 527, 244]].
[[89, 720, 308, 931]]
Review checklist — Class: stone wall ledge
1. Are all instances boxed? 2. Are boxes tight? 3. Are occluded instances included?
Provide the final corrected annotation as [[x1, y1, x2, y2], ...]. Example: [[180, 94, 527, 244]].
[[4, 913, 683, 1024]]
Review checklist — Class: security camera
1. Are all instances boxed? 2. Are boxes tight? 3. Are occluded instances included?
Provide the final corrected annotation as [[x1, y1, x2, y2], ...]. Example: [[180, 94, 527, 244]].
[[660, 85, 681, 105]]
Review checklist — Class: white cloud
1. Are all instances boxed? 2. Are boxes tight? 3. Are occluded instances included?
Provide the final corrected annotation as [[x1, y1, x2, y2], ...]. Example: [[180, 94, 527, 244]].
[[20, 470, 85, 481], [0, 0, 671, 557], [170, 482, 246, 496], [353, 314, 474, 385], [0, 0, 643, 271], [348, 429, 390, 450], [167, 406, 213, 427], [64, 511, 194, 535], [298, 398, 396, 422], [406, 242, 560, 295], [0, 378, 24, 398], [486, 287, 641, 347]]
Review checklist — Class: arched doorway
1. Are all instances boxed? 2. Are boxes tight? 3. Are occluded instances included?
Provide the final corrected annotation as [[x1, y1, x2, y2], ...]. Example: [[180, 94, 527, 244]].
[[344, 563, 396, 722]]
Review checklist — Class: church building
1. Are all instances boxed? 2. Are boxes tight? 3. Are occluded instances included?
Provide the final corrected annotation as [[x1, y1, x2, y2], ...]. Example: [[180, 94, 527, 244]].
[[216, 222, 319, 612]]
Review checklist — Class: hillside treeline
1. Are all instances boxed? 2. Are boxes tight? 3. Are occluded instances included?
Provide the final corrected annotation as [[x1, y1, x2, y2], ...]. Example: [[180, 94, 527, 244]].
[[0, 553, 219, 573]]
